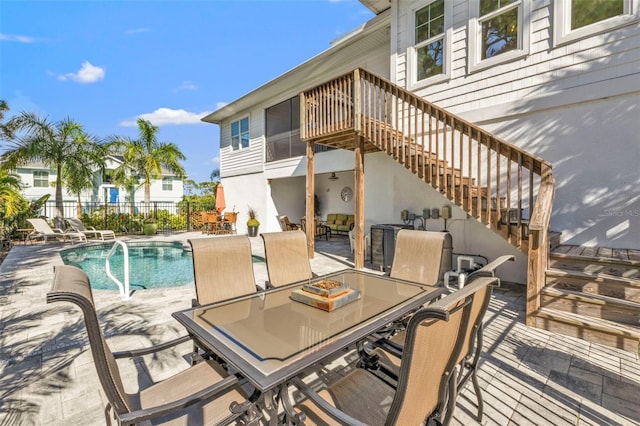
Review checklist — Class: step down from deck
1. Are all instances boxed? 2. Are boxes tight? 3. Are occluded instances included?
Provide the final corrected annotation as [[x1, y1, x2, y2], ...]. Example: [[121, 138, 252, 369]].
[[550, 252, 640, 279], [541, 284, 640, 327], [535, 307, 640, 353]]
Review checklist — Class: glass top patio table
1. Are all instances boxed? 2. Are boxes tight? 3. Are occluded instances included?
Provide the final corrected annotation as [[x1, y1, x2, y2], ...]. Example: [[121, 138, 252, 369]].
[[172, 268, 445, 392]]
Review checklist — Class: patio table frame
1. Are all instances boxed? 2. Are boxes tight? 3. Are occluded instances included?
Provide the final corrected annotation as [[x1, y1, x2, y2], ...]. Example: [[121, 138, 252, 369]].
[[172, 268, 445, 423]]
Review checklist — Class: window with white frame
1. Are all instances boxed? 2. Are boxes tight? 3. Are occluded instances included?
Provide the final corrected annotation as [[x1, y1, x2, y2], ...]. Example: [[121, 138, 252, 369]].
[[469, 0, 529, 72], [231, 117, 250, 151], [554, 0, 638, 46], [414, 0, 446, 82], [162, 177, 173, 191], [33, 171, 48, 188]]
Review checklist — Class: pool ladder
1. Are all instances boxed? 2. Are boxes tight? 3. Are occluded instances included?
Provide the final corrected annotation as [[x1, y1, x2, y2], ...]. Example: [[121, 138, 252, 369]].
[[105, 240, 131, 299]]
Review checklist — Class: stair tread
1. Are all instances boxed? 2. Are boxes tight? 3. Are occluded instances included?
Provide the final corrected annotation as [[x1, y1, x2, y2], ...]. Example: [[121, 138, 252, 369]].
[[542, 284, 640, 308], [546, 268, 640, 286], [537, 307, 640, 336], [550, 251, 640, 267]]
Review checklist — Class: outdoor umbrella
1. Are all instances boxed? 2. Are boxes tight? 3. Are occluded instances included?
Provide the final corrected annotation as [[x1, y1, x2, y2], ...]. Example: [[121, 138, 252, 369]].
[[215, 183, 226, 213]]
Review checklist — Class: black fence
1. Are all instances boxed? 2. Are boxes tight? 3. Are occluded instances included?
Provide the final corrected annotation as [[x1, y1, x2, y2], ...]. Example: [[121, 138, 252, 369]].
[[36, 201, 220, 234]]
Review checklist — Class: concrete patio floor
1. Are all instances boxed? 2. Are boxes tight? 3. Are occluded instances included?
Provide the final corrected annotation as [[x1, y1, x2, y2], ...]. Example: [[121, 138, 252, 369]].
[[0, 232, 638, 425]]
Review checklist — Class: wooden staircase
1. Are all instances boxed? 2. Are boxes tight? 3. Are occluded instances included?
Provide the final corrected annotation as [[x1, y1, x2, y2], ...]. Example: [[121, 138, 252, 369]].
[[537, 247, 640, 352], [300, 68, 639, 352]]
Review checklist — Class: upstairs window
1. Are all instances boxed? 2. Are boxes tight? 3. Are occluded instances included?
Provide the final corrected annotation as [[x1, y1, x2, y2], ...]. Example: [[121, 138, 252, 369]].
[[554, 0, 638, 46], [33, 171, 48, 188], [469, 0, 529, 72], [571, 0, 623, 30], [410, 0, 452, 88], [415, 0, 445, 80], [480, 0, 520, 60], [231, 117, 250, 151], [162, 177, 173, 191]]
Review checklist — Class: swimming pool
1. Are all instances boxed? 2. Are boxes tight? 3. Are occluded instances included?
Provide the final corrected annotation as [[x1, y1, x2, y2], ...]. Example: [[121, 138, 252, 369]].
[[61, 240, 266, 292]]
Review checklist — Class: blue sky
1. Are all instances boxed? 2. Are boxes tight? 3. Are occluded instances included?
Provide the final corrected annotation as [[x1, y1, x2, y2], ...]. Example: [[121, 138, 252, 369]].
[[0, 0, 373, 183]]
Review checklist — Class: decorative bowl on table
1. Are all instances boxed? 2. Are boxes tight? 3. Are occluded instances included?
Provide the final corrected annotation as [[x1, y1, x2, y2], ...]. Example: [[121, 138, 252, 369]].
[[302, 279, 349, 298]]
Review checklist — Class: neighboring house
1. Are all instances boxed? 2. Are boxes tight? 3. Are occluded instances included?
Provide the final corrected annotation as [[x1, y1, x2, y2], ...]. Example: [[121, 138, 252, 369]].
[[203, 0, 639, 285], [16, 155, 184, 207]]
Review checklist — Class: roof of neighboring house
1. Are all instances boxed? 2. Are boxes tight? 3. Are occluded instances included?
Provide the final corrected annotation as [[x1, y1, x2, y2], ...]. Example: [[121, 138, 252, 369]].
[[202, 9, 390, 124]]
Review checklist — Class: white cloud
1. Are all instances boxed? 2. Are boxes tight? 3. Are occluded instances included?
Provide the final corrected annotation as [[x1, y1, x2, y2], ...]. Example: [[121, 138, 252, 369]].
[[0, 33, 37, 43], [216, 102, 228, 110], [125, 28, 151, 35], [173, 81, 198, 92], [120, 108, 210, 127], [57, 61, 105, 83]]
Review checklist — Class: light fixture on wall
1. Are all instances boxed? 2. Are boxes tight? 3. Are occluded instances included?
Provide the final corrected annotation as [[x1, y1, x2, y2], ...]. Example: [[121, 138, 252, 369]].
[[329, 172, 339, 181]]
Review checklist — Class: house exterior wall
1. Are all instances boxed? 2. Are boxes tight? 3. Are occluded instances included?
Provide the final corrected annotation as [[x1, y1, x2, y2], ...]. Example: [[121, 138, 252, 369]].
[[16, 162, 184, 205], [392, 0, 640, 249]]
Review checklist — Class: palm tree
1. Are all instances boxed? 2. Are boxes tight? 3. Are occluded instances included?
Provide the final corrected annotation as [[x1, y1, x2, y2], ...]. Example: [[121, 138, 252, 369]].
[[1, 112, 105, 225], [0, 169, 25, 218], [0, 100, 14, 141], [63, 143, 107, 217], [108, 118, 186, 211]]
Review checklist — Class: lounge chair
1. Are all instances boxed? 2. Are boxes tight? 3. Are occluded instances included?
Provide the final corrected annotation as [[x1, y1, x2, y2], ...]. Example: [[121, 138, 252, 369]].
[[26, 218, 86, 244], [65, 217, 116, 241], [289, 276, 498, 425], [261, 230, 313, 288], [188, 235, 260, 363], [47, 265, 254, 425]]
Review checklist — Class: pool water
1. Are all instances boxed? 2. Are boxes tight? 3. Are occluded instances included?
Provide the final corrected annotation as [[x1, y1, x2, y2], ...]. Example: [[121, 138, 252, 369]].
[[61, 241, 194, 290], [61, 241, 266, 291]]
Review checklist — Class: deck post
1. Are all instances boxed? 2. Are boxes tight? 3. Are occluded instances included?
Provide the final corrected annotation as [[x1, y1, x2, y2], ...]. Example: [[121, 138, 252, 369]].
[[354, 134, 365, 269], [306, 140, 315, 259]]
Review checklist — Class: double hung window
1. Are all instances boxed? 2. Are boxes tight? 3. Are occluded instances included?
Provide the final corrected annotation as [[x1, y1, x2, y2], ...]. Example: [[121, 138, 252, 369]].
[[33, 171, 48, 188], [554, 0, 638, 46], [469, 0, 529, 72], [411, 0, 451, 87], [231, 117, 250, 151], [162, 177, 173, 191]]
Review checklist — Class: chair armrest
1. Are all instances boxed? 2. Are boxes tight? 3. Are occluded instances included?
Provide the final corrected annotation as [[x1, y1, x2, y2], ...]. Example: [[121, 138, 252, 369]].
[[467, 254, 515, 283], [118, 374, 243, 424], [289, 377, 367, 426], [112, 335, 191, 359]]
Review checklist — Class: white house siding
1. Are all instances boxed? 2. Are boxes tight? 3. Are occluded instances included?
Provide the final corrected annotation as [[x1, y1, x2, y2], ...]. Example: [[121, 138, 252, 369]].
[[392, 0, 640, 249]]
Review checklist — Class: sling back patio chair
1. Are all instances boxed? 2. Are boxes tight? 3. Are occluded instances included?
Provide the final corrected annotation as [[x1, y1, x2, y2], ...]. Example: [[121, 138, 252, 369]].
[[261, 230, 314, 288], [368, 271, 508, 422], [389, 229, 448, 285], [287, 278, 484, 426], [65, 217, 116, 241], [300, 216, 329, 240], [47, 265, 255, 426], [26, 218, 87, 244], [189, 235, 261, 363]]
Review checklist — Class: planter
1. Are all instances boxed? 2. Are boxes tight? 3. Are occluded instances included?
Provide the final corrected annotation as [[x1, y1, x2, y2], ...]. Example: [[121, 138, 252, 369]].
[[247, 225, 259, 237], [143, 223, 158, 235]]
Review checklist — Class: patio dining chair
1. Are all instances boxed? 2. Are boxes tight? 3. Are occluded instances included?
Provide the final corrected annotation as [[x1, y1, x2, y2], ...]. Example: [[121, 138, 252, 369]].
[[279, 215, 299, 231], [65, 217, 116, 241], [288, 277, 484, 426], [189, 235, 260, 363], [47, 265, 255, 426], [390, 229, 448, 285], [368, 272, 506, 422], [27, 218, 87, 244], [261, 230, 313, 288]]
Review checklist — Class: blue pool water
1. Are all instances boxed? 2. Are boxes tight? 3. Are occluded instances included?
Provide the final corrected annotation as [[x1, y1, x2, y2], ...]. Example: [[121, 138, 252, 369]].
[[61, 241, 266, 291], [61, 241, 194, 290]]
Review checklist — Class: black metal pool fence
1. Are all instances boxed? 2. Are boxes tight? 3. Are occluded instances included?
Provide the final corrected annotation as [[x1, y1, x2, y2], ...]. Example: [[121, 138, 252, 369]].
[[37, 201, 219, 234]]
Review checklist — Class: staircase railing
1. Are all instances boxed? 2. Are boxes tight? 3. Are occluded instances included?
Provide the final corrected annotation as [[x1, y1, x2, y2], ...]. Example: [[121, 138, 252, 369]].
[[301, 68, 555, 320]]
